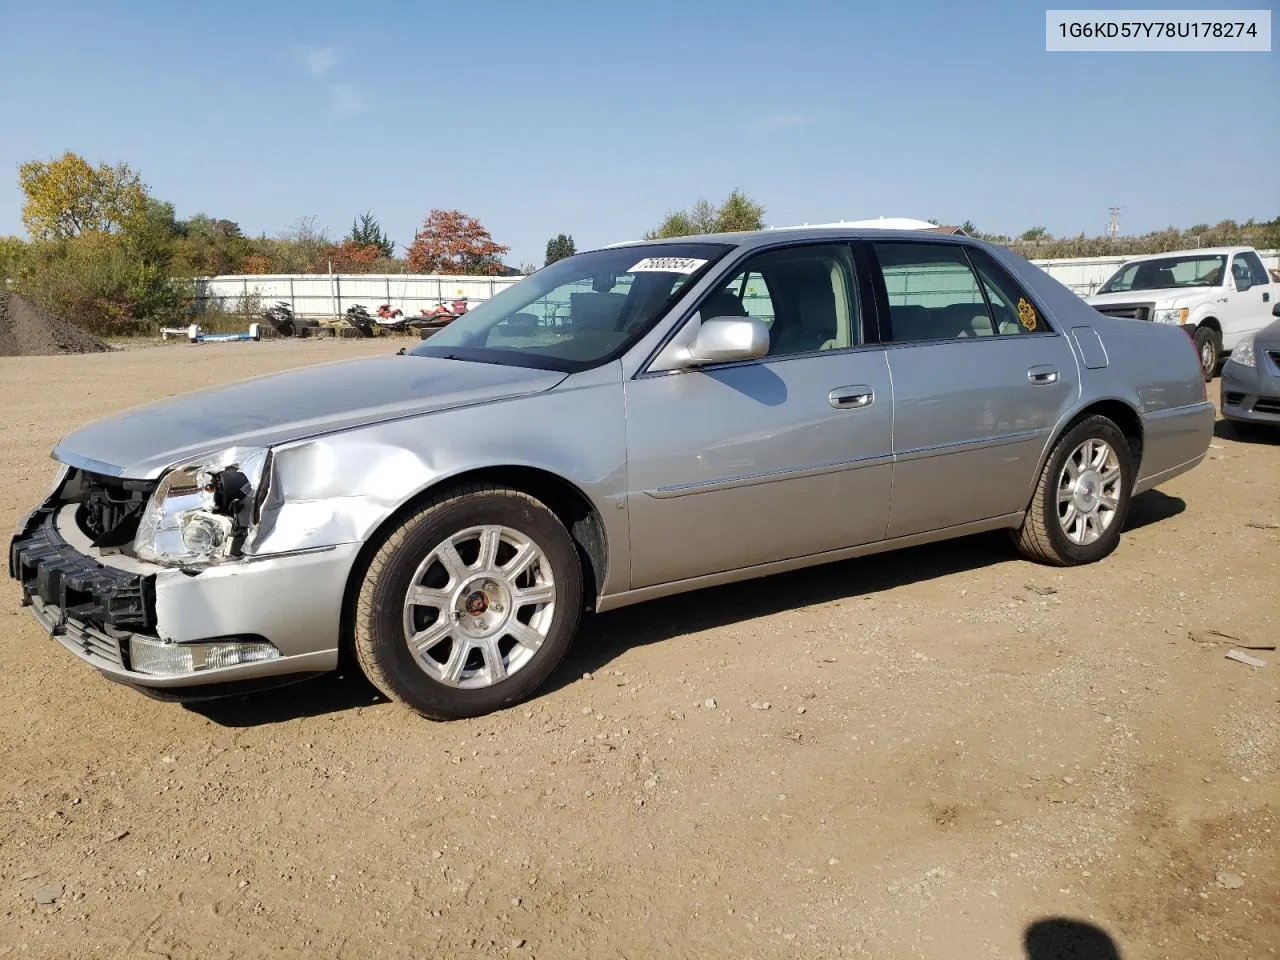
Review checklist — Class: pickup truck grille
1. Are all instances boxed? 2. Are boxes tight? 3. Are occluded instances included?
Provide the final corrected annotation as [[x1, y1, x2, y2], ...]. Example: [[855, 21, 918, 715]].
[[1092, 302, 1154, 322]]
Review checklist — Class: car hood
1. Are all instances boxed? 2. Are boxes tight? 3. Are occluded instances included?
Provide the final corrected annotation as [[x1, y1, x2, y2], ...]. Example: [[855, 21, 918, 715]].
[[1253, 318, 1280, 351], [53, 354, 567, 479], [1086, 287, 1221, 307]]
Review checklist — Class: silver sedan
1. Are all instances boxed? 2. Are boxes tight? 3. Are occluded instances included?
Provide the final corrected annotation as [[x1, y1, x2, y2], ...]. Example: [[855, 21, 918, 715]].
[[10, 228, 1215, 718]]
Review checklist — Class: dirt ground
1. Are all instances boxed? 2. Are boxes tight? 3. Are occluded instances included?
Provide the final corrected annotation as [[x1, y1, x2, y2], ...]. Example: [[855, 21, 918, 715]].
[[0, 340, 1276, 960]]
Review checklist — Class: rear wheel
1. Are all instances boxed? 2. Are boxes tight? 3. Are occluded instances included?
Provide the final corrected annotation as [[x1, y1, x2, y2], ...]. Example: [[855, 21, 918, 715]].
[[1013, 415, 1134, 566], [1193, 325, 1220, 381], [353, 485, 583, 719]]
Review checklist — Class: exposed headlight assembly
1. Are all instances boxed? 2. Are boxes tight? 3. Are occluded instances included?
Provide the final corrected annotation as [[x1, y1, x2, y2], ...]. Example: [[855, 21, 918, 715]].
[[1228, 337, 1256, 368], [134, 447, 270, 565]]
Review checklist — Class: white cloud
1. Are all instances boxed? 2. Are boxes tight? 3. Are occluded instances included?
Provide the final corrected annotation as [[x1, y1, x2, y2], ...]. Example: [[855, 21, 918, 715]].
[[330, 83, 367, 116], [305, 46, 338, 76]]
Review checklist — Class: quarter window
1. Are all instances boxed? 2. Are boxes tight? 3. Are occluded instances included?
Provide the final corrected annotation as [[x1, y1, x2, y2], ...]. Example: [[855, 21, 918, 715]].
[[967, 247, 1050, 334], [700, 244, 862, 357]]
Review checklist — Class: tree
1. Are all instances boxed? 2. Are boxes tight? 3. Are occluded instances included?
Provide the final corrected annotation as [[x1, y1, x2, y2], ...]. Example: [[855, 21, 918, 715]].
[[1019, 226, 1050, 242], [544, 233, 576, 266], [238, 253, 274, 274], [406, 209, 510, 275], [18, 151, 147, 239], [960, 220, 978, 236], [644, 189, 765, 239], [0, 236, 28, 285], [347, 211, 395, 258], [325, 238, 383, 273], [269, 216, 332, 273], [171, 214, 253, 276]]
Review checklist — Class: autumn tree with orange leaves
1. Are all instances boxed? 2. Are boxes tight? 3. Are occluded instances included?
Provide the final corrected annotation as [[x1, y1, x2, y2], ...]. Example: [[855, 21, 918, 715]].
[[325, 238, 384, 273], [406, 209, 509, 275]]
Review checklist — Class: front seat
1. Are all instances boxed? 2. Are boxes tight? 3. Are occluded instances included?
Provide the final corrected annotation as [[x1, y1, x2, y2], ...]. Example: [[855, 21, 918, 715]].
[[771, 262, 838, 354], [701, 291, 748, 320]]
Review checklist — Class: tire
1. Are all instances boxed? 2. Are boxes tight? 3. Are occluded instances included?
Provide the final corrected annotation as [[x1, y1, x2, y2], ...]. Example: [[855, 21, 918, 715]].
[[353, 485, 583, 719], [1193, 325, 1220, 381], [1013, 415, 1134, 566]]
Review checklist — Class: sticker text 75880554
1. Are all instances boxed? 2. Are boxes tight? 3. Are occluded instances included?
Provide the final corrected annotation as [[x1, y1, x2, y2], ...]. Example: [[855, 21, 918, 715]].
[[628, 257, 708, 274]]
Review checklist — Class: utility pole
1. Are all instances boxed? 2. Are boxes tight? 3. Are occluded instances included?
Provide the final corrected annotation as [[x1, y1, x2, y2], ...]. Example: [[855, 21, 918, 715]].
[[1107, 207, 1120, 239]]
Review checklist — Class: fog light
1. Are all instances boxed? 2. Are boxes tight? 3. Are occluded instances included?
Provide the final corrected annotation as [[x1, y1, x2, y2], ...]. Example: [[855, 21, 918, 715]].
[[129, 636, 280, 676]]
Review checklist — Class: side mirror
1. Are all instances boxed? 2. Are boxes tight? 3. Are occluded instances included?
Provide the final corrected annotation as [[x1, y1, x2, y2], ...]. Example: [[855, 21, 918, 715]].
[[685, 316, 770, 366], [1272, 301, 1280, 317]]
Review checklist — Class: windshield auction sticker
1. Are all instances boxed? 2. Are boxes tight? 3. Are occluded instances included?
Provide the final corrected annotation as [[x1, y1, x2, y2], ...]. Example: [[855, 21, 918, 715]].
[[628, 257, 709, 274], [1046, 9, 1271, 51]]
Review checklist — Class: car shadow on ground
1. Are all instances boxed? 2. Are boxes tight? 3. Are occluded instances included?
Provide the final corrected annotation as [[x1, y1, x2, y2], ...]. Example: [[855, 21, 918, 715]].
[[186, 490, 1185, 727], [1124, 488, 1185, 531], [184, 670, 388, 728], [1023, 917, 1123, 959], [550, 488, 1184, 693], [1213, 418, 1278, 445]]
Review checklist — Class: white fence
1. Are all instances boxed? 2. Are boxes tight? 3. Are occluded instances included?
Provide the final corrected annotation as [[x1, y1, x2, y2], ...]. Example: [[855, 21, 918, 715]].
[[193, 274, 522, 319], [194, 249, 1280, 318]]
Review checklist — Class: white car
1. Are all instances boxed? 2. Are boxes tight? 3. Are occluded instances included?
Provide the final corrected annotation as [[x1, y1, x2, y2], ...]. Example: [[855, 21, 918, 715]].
[[1086, 246, 1276, 378]]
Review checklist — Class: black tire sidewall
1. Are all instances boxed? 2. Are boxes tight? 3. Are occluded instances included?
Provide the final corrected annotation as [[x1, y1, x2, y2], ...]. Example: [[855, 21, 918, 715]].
[[1038, 417, 1134, 565], [363, 493, 582, 718]]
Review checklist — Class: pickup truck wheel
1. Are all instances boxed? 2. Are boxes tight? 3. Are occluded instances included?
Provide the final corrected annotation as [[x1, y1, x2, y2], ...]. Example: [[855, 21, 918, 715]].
[[1193, 326, 1220, 381], [1013, 415, 1134, 566], [353, 485, 582, 720]]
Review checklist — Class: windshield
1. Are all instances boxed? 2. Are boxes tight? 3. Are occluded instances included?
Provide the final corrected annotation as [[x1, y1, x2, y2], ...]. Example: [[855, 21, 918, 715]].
[[409, 242, 733, 371], [1098, 254, 1227, 294]]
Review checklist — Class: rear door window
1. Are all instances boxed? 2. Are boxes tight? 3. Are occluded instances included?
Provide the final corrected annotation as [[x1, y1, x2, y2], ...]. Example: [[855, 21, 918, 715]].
[[873, 242, 995, 342]]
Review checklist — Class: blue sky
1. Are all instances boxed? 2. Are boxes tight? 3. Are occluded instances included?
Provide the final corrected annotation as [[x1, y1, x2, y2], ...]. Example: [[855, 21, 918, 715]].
[[1, 0, 1276, 265]]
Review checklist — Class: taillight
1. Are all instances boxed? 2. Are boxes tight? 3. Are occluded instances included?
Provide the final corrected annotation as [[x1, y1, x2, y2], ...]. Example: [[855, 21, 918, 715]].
[[1183, 326, 1208, 401]]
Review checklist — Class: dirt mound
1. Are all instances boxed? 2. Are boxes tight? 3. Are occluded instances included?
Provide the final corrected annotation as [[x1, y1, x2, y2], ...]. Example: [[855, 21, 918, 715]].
[[0, 292, 108, 357]]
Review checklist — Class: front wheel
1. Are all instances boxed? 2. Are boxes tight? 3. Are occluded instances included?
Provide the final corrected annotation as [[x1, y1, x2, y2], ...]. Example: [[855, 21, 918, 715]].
[[1013, 415, 1134, 566], [1193, 325, 1220, 381], [352, 485, 583, 719]]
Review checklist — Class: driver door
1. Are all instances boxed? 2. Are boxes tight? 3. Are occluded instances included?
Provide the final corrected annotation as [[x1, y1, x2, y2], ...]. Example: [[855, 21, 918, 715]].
[[623, 242, 894, 590]]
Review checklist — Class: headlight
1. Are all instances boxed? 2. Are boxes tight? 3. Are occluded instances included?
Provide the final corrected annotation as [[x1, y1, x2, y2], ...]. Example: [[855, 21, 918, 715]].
[[134, 447, 270, 565], [1153, 307, 1189, 325], [1228, 337, 1256, 368]]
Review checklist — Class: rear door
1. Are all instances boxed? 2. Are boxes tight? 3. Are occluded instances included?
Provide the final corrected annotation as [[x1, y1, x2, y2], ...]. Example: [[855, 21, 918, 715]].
[[867, 240, 1081, 538]]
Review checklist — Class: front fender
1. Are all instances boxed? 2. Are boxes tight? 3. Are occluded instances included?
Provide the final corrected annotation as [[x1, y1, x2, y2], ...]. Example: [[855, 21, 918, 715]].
[[247, 363, 630, 595]]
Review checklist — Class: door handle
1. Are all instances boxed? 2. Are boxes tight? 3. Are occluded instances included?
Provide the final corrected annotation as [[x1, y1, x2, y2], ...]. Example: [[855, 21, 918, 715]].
[[1027, 366, 1059, 385], [1264, 292, 1271, 302], [829, 385, 874, 409]]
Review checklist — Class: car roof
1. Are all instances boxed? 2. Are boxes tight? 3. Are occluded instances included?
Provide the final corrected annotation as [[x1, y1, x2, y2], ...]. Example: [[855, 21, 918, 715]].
[[597, 226, 983, 253], [1118, 246, 1253, 262]]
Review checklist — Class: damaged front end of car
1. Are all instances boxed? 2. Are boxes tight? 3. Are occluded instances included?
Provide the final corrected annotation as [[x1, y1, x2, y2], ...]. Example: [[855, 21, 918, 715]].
[[9, 447, 346, 698]]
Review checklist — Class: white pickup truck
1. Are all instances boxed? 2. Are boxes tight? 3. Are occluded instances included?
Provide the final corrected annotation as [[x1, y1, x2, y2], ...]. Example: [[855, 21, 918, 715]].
[[1086, 246, 1276, 378]]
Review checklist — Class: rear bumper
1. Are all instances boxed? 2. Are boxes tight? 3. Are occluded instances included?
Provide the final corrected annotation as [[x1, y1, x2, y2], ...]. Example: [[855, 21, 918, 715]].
[[1220, 358, 1280, 424], [1133, 400, 1216, 495], [10, 505, 356, 694]]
